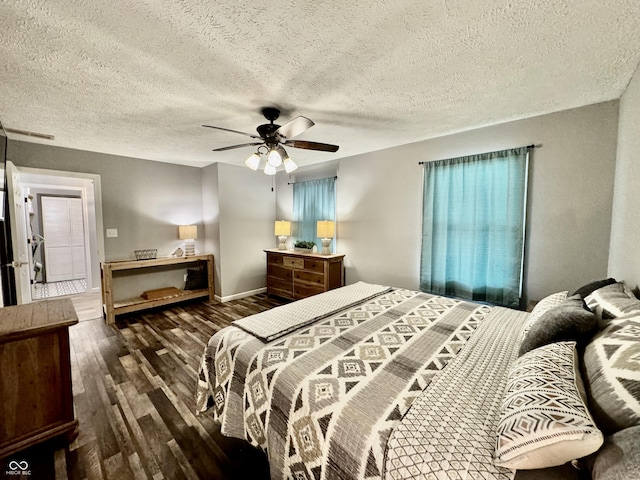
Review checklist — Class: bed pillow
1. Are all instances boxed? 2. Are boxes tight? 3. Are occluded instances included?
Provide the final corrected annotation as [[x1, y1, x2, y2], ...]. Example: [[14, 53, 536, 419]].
[[518, 295, 597, 356], [494, 341, 603, 470], [586, 425, 640, 480], [584, 282, 640, 324], [522, 291, 568, 337], [582, 313, 640, 434], [571, 278, 617, 298]]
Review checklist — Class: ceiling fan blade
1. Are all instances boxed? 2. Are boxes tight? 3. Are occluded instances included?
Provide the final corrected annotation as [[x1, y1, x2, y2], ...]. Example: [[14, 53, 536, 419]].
[[203, 124, 262, 140], [275, 116, 314, 139], [212, 142, 263, 152], [284, 140, 339, 153]]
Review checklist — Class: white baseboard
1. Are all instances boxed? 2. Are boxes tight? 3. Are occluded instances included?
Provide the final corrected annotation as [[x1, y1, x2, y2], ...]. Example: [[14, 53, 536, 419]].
[[216, 287, 267, 303]]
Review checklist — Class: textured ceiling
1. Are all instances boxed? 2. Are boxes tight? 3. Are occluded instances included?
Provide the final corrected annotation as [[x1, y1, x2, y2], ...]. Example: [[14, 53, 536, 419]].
[[1, 0, 640, 169]]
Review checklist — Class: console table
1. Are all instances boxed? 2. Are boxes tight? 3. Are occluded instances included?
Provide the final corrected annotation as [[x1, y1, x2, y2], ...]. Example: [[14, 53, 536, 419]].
[[0, 298, 79, 458], [265, 249, 344, 300], [101, 253, 215, 324]]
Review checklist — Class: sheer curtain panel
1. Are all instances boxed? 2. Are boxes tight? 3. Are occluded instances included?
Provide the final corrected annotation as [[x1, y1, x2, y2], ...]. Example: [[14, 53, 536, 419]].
[[293, 177, 336, 250], [420, 147, 529, 307]]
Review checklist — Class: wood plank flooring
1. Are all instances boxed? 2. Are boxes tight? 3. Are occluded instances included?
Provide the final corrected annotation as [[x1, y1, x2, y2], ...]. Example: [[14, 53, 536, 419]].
[[69, 291, 103, 322], [1, 294, 287, 480]]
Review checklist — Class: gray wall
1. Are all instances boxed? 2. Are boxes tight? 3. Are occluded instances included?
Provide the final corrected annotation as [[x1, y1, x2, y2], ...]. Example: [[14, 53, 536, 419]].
[[8, 142, 278, 302], [201, 162, 221, 296], [277, 101, 620, 305], [216, 163, 275, 299], [6, 97, 625, 305], [7, 141, 205, 300], [609, 63, 640, 291], [200, 162, 275, 300]]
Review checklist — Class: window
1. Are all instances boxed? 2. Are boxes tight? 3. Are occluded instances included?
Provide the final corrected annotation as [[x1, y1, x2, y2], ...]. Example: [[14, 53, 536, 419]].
[[420, 147, 530, 307], [293, 177, 336, 249]]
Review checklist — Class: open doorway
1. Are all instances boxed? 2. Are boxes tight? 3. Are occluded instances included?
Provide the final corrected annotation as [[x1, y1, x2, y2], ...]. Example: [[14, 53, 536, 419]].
[[8, 163, 104, 304], [30, 193, 88, 299]]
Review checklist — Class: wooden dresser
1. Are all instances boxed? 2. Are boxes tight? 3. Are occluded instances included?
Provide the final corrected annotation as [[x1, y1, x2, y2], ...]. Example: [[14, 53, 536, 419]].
[[265, 249, 345, 300], [0, 298, 79, 458]]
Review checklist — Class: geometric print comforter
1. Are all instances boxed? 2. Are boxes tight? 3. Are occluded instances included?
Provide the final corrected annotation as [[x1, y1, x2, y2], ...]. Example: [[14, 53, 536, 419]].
[[197, 287, 509, 480], [385, 306, 529, 480]]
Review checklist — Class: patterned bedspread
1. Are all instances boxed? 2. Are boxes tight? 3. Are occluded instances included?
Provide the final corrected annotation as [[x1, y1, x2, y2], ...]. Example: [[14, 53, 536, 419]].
[[196, 286, 517, 480], [385, 306, 528, 480], [232, 281, 392, 342]]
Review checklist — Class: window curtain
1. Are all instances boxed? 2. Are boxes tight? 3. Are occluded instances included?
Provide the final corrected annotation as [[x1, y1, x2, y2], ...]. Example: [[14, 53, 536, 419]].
[[420, 147, 529, 308], [293, 177, 336, 250]]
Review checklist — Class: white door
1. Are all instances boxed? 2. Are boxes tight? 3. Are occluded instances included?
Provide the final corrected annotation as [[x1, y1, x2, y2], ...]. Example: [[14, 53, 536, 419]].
[[42, 196, 86, 282], [6, 161, 31, 304]]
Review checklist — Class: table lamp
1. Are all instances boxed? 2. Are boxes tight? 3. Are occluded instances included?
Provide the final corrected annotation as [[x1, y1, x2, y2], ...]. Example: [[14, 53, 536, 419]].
[[274, 220, 291, 250], [316, 220, 335, 254], [178, 225, 197, 256]]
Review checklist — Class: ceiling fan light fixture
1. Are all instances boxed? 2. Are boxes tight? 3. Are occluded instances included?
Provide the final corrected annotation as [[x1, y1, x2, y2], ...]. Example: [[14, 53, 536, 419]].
[[267, 148, 282, 167], [283, 157, 298, 173], [264, 163, 277, 175], [245, 152, 260, 170], [206, 108, 339, 173]]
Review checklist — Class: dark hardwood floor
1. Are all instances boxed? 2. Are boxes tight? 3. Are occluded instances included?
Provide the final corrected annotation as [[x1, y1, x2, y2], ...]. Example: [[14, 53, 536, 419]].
[[1, 294, 287, 480]]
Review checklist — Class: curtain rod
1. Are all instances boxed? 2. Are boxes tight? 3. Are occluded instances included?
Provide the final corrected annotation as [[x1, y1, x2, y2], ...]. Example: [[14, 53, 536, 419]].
[[418, 144, 538, 165], [288, 175, 337, 185]]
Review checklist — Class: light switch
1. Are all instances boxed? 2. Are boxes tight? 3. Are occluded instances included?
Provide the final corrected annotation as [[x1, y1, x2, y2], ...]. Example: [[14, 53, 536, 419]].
[[106, 229, 118, 238]]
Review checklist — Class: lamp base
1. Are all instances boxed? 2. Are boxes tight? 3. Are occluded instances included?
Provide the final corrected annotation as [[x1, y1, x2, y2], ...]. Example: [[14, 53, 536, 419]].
[[184, 239, 195, 256], [321, 237, 332, 255], [278, 236, 288, 250]]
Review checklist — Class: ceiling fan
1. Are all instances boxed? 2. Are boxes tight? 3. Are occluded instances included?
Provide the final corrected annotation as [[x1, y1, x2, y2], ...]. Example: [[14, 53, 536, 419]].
[[203, 107, 339, 175]]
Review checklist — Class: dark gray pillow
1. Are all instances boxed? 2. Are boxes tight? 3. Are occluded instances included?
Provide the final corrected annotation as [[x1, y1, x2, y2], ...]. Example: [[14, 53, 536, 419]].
[[519, 295, 598, 356], [185, 268, 208, 290], [586, 425, 640, 480], [571, 278, 617, 298]]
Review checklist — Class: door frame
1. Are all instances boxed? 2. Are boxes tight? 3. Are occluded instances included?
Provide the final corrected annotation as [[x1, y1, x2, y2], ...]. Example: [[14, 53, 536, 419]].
[[10, 165, 104, 300], [6, 161, 31, 303]]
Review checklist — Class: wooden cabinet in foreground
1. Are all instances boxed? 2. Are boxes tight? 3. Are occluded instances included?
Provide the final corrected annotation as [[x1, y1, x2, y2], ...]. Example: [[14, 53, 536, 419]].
[[265, 249, 344, 300], [0, 298, 79, 459], [101, 253, 215, 324]]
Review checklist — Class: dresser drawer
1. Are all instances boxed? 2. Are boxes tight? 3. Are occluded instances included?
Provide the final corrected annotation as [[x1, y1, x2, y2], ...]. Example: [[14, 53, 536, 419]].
[[267, 264, 292, 280], [265, 250, 344, 301], [293, 269, 324, 286], [283, 256, 304, 269], [294, 282, 325, 299], [267, 252, 284, 265], [303, 259, 325, 273], [267, 276, 293, 296]]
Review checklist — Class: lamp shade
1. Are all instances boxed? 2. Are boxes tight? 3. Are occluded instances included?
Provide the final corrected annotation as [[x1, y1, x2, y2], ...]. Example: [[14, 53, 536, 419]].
[[283, 157, 298, 173], [245, 153, 260, 170], [178, 225, 198, 240], [267, 148, 282, 167], [274, 220, 291, 236], [316, 220, 335, 238], [264, 163, 277, 175]]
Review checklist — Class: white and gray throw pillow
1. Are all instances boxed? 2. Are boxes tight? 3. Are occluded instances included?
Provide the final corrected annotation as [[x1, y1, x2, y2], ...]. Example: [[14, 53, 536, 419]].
[[495, 341, 603, 469], [582, 313, 640, 434], [585, 282, 640, 324]]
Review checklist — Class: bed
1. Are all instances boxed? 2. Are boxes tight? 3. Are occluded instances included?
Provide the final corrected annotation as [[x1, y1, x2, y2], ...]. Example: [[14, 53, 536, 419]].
[[196, 280, 640, 480]]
